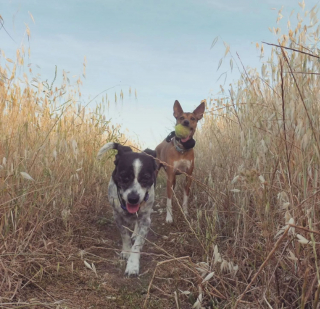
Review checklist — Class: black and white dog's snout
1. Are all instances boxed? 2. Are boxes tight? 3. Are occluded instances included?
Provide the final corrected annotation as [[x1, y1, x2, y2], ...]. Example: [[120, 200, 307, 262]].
[[119, 157, 150, 213], [127, 192, 140, 205]]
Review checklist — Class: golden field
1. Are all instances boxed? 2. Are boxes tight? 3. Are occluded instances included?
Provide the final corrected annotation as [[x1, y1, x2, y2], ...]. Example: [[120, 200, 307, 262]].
[[1, 4, 320, 308]]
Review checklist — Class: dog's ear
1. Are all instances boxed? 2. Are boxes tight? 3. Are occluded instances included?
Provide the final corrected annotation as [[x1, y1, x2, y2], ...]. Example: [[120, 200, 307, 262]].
[[116, 144, 132, 155], [143, 148, 158, 172], [193, 101, 206, 120], [143, 148, 158, 186], [173, 100, 184, 119], [113, 144, 132, 165], [143, 148, 156, 158]]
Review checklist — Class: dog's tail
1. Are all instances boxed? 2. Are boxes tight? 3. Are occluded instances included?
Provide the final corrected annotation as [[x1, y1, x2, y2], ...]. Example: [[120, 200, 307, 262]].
[[97, 142, 118, 160], [97, 142, 133, 160]]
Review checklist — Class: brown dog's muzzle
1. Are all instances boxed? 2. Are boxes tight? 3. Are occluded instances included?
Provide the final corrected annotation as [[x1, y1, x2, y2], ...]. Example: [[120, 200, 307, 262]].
[[182, 119, 190, 127]]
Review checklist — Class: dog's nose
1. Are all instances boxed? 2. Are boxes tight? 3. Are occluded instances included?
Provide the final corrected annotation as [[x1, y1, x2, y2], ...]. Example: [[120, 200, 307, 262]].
[[127, 192, 140, 204], [183, 120, 189, 126]]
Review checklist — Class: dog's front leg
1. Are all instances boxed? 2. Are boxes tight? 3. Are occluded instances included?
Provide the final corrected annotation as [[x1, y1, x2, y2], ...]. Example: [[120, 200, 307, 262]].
[[183, 164, 194, 215], [114, 213, 132, 260], [165, 168, 176, 223], [125, 216, 151, 276], [131, 221, 138, 242]]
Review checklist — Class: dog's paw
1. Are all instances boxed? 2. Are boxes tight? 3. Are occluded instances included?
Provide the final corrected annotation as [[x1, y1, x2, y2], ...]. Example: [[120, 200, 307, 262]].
[[120, 251, 130, 260], [166, 212, 173, 223], [125, 258, 139, 277]]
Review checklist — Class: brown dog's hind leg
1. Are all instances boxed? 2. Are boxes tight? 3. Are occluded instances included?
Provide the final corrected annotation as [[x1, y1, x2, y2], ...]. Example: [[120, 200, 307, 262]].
[[183, 165, 194, 215]]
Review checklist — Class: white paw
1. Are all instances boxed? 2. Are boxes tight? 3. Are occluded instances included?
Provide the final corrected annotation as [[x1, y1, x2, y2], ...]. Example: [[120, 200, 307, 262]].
[[125, 257, 139, 277], [166, 212, 173, 223], [120, 251, 130, 260]]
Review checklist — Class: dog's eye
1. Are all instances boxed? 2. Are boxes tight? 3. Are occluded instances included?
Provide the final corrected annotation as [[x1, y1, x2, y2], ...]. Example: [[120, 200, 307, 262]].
[[191, 117, 196, 121], [121, 177, 130, 183], [180, 116, 184, 120], [140, 174, 151, 184], [142, 175, 150, 181]]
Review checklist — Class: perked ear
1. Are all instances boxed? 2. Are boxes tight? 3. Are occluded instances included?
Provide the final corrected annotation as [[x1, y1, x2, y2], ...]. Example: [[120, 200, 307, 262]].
[[114, 144, 132, 165], [193, 101, 206, 120], [116, 144, 132, 155], [143, 148, 156, 158], [143, 148, 157, 171], [143, 148, 158, 186], [173, 100, 184, 119]]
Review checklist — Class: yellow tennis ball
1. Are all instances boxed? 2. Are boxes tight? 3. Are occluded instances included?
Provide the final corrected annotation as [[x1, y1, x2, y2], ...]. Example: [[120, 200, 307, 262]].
[[175, 124, 190, 139]]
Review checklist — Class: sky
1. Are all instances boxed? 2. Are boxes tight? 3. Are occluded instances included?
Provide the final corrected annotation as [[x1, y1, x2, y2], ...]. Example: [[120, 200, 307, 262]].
[[1, 0, 319, 148]]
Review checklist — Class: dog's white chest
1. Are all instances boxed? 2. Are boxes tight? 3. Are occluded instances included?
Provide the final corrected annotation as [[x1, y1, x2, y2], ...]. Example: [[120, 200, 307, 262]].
[[173, 159, 192, 173]]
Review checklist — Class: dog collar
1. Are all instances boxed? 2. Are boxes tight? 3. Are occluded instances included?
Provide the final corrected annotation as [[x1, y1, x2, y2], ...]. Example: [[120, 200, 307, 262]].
[[173, 137, 194, 154], [166, 131, 176, 142], [120, 202, 127, 211], [167, 133, 195, 153], [173, 137, 185, 153]]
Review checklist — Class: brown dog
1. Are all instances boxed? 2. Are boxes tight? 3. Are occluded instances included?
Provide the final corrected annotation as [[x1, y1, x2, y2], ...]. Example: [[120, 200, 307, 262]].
[[155, 100, 205, 223]]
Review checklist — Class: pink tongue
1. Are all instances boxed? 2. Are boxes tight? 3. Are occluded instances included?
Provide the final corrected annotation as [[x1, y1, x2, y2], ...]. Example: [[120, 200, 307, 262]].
[[181, 136, 190, 143], [126, 203, 140, 213]]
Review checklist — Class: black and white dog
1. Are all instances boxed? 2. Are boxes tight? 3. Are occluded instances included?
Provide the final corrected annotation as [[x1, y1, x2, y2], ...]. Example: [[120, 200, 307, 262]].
[[97, 142, 157, 276]]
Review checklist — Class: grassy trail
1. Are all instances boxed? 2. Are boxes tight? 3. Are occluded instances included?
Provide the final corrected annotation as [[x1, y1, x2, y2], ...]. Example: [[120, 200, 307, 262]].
[[17, 180, 196, 309]]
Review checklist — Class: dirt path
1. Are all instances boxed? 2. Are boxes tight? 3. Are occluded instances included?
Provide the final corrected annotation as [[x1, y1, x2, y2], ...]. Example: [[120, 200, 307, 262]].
[[19, 187, 198, 309]]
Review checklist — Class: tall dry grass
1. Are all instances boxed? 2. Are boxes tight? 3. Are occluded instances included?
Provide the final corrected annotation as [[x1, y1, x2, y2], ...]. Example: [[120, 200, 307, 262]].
[[3, 4, 320, 308], [186, 4, 320, 308], [0, 43, 128, 300]]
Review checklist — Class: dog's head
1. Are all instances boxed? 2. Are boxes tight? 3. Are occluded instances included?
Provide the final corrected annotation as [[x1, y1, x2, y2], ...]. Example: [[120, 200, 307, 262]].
[[173, 100, 205, 142], [112, 144, 157, 214]]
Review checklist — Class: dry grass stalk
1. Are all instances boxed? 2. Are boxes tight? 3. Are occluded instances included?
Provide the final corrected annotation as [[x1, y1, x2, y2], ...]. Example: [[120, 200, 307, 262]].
[[186, 3, 320, 307], [3, 2, 320, 308], [0, 32, 132, 301]]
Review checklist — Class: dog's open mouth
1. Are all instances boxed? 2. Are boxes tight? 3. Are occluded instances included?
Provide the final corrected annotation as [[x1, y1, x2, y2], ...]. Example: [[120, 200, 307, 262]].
[[126, 203, 140, 214], [180, 127, 193, 143], [181, 135, 191, 143]]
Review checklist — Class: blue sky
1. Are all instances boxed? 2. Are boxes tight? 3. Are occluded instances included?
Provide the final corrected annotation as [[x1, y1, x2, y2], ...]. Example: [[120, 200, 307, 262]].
[[1, 0, 318, 148]]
